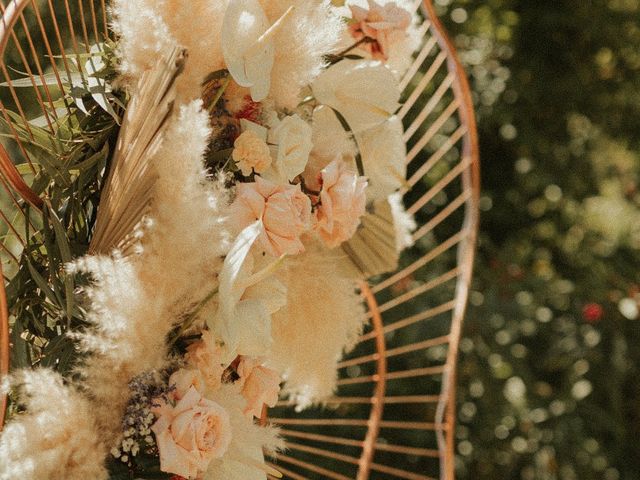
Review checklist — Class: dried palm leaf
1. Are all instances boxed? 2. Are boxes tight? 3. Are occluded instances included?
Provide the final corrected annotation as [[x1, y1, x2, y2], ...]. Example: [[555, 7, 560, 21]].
[[342, 198, 404, 278], [89, 46, 186, 255]]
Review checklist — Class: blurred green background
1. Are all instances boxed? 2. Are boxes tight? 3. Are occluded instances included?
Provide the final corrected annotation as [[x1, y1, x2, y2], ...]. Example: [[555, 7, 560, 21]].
[[433, 1, 640, 478]]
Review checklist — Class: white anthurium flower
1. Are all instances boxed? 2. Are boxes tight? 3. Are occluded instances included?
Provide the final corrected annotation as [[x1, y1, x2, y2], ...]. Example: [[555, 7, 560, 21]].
[[355, 115, 407, 201], [211, 221, 286, 363], [311, 105, 357, 163], [262, 114, 313, 184], [311, 59, 400, 133], [222, 0, 295, 102]]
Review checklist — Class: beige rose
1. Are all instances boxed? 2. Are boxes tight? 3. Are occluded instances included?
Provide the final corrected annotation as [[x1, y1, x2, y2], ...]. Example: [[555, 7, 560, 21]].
[[237, 357, 281, 418], [315, 159, 368, 248], [233, 130, 272, 177], [152, 387, 232, 479], [229, 177, 312, 257]]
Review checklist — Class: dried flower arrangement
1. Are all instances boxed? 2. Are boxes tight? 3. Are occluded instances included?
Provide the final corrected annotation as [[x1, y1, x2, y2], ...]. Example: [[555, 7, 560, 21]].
[[0, 0, 422, 478]]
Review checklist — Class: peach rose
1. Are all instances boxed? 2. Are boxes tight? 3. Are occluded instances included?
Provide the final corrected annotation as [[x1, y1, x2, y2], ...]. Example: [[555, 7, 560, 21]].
[[349, 0, 411, 61], [230, 177, 313, 257], [315, 159, 368, 248], [168, 369, 206, 401], [152, 387, 232, 479], [236, 357, 281, 419], [232, 129, 272, 176], [185, 331, 227, 391]]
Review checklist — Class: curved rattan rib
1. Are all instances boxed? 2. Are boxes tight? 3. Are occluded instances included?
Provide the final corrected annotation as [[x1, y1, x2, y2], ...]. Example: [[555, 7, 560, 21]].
[[0, 0, 43, 209], [356, 282, 387, 480], [421, 1, 481, 478]]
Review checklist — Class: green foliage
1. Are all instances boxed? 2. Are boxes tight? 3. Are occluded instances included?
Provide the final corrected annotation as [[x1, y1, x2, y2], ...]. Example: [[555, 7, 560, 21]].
[[2, 42, 123, 383], [435, 1, 640, 478]]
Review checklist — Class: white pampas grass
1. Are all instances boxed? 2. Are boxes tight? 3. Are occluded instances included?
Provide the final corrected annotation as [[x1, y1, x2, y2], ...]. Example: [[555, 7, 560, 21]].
[[162, 0, 229, 100], [73, 100, 231, 441], [111, 0, 229, 101], [268, 241, 366, 406], [0, 370, 107, 480], [261, 0, 345, 109], [389, 192, 416, 251], [112, 0, 345, 106], [110, 0, 177, 82]]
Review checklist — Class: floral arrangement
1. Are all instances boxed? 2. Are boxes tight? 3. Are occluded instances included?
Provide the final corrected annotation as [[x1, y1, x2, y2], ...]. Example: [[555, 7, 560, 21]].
[[0, 0, 421, 479]]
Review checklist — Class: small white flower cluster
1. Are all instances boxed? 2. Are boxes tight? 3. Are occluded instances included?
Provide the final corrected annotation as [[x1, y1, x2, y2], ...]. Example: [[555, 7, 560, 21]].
[[110, 412, 155, 465], [109, 372, 170, 467]]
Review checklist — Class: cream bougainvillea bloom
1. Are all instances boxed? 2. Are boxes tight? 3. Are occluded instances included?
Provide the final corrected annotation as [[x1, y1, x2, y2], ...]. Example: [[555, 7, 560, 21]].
[[312, 59, 400, 133], [230, 177, 312, 256], [152, 386, 232, 479], [349, 0, 412, 61], [222, 0, 295, 101], [264, 114, 314, 183], [237, 357, 282, 419], [316, 159, 368, 248]]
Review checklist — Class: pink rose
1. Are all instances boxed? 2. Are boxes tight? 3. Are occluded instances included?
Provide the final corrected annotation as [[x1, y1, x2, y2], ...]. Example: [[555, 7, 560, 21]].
[[152, 387, 232, 479], [230, 177, 312, 257], [237, 357, 281, 419], [168, 369, 206, 401], [315, 159, 368, 248], [349, 0, 412, 61], [185, 331, 227, 391]]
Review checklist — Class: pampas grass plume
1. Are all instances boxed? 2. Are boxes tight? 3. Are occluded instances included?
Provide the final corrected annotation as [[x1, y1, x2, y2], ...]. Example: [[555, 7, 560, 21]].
[[0, 370, 107, 480]]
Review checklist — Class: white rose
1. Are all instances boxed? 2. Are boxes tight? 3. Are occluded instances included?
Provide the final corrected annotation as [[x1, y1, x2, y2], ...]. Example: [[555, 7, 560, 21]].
[[263, 114, 313, 183], [311, 59, 400, 133]]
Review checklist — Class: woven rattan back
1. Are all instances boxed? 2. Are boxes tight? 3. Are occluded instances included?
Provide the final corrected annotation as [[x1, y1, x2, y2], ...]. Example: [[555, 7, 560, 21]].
[[266, 2, 479, 478], [0, 1, 479, 479]]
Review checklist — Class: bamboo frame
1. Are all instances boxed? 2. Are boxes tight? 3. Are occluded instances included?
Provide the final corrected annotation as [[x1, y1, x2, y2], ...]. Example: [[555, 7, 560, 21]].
[[0, 3, 480, 480]]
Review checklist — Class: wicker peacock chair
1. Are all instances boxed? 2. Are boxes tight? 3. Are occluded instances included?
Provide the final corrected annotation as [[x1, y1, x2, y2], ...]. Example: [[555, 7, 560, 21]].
[[0, 1, 479, 479]]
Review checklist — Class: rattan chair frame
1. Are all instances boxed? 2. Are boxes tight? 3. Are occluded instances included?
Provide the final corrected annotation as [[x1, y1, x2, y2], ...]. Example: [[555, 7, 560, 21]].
[[0, 1, 480, 479]]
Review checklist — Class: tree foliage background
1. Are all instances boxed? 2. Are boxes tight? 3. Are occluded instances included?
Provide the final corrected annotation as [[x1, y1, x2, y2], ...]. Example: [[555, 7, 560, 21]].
[[436, 1, 640, 478]]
